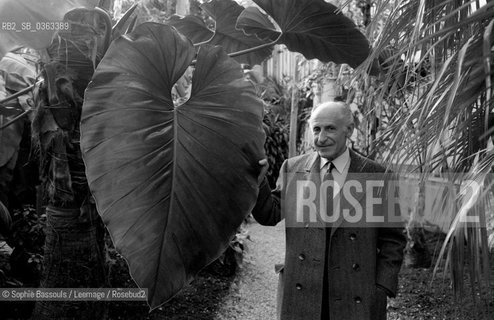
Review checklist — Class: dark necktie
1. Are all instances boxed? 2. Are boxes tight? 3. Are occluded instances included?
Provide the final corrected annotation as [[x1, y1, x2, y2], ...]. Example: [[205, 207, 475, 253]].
[[321, 161, 334, 320], [323, 162, 335, 217]]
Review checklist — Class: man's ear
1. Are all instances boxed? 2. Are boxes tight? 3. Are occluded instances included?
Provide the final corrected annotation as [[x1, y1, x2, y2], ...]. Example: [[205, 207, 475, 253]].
[[346, 124, 355, 138]]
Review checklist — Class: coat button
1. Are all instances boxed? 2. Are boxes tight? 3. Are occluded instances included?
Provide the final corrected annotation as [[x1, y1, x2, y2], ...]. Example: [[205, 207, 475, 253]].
[[349, 233, 357, 240], [298, 254, 305, 261], [296, 283, 303, 290], [354, 296, 362, 304], [352, 263, 360, 271]]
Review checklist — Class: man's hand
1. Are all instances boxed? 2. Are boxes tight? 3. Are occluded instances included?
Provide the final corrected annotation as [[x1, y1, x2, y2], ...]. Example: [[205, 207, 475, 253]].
[[258, 159, 269, 185]]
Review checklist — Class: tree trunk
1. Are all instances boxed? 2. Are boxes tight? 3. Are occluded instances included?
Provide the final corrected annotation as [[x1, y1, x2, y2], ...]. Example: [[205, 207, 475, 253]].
[[31, 9, 109, 318], [288, 85, 299, 158], [32, 205, 106, 320]]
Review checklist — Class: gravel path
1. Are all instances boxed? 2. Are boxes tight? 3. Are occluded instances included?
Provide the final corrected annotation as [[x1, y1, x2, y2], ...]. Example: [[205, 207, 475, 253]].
[[214, 220, 285, 320], [211, 223, 494, 320]]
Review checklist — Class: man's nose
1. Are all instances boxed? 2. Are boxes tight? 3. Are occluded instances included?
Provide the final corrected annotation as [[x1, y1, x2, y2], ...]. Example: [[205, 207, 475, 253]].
[[318, 130, 329, 141]]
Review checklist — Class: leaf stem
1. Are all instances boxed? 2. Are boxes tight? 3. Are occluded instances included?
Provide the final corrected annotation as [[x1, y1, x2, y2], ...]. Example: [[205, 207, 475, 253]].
[[193, 39, 213, 47], [228, 37, 278, 59], [0, 109, 32, 130], [190, 35, 280, 66], [0, 80, 42, 106], [112, 4, 138, 36]]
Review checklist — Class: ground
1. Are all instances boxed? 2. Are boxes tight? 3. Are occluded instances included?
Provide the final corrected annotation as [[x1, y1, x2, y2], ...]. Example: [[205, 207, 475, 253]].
[[109, 220, 494, 319], [1, 219, 494, 319], [105, 220, 284, 320]]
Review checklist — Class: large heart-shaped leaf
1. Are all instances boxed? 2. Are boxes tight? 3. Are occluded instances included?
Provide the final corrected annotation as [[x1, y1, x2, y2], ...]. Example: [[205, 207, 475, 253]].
[[165, 15, 214, 45], [0, 0, 98, 58], [80, 22, 265, 308], [200, 0, 274, 65], [236, 6, 280, 42], [237, 0, 371, 68]]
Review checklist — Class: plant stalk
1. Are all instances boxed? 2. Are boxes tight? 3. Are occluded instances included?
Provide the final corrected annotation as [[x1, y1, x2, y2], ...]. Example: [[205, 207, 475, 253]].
[[190, 36, 280, 66], [0, 80, 42, 107], [0, 109, 32, 130], [228, 38, 278, 59]]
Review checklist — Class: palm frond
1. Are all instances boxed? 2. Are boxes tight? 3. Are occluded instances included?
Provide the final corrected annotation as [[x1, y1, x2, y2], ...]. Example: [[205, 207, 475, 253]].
[[350, 0, 494, 300]]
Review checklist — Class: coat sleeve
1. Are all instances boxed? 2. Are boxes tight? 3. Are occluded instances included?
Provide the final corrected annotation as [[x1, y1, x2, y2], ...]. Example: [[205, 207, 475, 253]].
[[375, 226, 406, 297], [251, 160, 287, 226], [375, 175, 406, 297]]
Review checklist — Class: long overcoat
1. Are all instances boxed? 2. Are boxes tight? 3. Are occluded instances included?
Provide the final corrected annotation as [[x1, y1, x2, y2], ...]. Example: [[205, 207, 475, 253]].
[[253, 149, 406, 320]]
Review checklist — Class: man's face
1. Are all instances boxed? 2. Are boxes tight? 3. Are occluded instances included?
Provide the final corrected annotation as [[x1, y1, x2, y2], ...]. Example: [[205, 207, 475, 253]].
[[310, 106, 353, 161]]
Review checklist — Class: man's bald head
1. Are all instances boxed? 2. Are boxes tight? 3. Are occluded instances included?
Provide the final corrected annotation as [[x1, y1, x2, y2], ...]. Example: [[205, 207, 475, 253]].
[[309, 101, 354, 128], [309, 101, 354, 160]]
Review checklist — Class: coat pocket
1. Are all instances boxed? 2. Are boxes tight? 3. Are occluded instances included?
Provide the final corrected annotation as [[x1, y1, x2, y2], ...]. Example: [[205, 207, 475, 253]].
[[274, 263, 285, 274]]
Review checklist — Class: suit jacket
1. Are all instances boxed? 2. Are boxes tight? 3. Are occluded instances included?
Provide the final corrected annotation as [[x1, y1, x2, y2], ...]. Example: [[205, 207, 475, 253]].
[[252, 149, 406, 320]]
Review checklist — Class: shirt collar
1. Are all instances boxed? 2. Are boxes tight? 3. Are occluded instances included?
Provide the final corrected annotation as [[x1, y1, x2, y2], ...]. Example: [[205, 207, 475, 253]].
[[319, 147, 350, 174]]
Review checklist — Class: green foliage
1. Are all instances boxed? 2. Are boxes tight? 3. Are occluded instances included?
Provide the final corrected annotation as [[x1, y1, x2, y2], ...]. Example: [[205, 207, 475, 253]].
[[0, 201, 11, 237], [257, 78, 291, 188], [81, 23, 266, 307], [237, 0, 370, 67], [1, 0, 373, 310], [257, 77, 290, 187], [205, 225, 251, 277], [9, 207, 44, 252], [352, 0, 494, 303], [0, 51, 37, 210], [262, 112, 288, 188], [257, 76, 314, 186], [7, 206, 45, 286], [0, 0, 100, 57]]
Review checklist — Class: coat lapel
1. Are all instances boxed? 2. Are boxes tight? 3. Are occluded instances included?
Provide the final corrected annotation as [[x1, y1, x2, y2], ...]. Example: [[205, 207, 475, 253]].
[[330, 149, 372, 238], [303, 152, 326, 226], [302, 151, 320, 174], [296, 150, 374, 233]]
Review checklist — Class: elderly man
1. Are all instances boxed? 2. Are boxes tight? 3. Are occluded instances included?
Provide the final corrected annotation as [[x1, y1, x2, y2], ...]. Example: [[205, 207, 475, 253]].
[[253, 101, 406, 320]]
